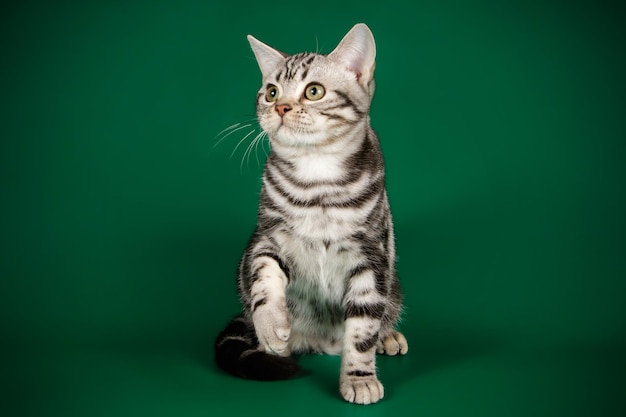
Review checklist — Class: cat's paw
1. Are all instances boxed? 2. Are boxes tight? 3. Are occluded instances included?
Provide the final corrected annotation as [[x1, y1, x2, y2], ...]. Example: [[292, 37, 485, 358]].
[[340, 376, 384, 405], [376, 331, 408, 356], [252, 300, 291, 356]]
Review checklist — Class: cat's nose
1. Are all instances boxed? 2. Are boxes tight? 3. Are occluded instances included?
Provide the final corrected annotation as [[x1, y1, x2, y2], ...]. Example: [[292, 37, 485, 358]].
[[275, 104, 292, 117]]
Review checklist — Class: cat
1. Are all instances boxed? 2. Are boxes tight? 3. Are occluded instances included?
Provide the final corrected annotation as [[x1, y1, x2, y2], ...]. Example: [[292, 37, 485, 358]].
[[214, 23, 408, 405]]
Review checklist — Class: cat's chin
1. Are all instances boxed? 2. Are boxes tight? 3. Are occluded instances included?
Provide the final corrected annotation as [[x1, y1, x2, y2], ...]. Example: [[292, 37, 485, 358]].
[[270, 127, 329, 148]]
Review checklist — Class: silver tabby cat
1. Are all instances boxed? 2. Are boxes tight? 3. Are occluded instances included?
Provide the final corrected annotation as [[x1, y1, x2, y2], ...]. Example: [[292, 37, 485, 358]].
[[215, 23, 408, 405]]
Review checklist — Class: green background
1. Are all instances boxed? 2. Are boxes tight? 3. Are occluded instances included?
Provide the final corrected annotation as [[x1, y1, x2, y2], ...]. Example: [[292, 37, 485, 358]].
[[2, 0, 625, 415]]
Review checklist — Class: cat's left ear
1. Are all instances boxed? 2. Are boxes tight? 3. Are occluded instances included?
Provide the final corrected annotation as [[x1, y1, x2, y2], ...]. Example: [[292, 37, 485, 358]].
[[247, 35, 288, 78], [328, 23, 376, 89]]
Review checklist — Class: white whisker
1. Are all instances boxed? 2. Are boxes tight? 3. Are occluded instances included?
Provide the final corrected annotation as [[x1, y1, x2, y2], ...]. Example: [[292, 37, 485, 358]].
[[215, 122, 242, 138], [230, 129, 257, 160], [262, 134, 271, 154], [240, 130, 269, 171], [213, 123, 253, 149], [253, 131, 268, 167], [241, 129, 259, 170]]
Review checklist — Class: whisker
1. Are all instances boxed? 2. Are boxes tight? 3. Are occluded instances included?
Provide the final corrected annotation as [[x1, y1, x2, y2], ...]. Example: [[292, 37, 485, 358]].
[[262, 133, 271, 154], [214, 121, 254, 141], [252, 131, 269, 168], [215, 122, 242, 138], [212, 123, 253, 149], [212, 116, 256, 141], [211, 118, 267, 171], [241, 129, 259, 170], [230, 129, 257, 160], [240, 130, 267, 171]]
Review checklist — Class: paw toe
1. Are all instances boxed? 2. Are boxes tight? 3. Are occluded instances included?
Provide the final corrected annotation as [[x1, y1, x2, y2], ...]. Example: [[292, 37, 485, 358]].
[[340, 378, 384, 405], [380, 331, 408, 356], [274, 326, 291, 342]]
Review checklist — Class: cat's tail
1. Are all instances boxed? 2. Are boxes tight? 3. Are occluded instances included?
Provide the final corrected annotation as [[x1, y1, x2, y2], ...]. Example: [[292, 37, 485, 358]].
[[214, 315, 300, 380]]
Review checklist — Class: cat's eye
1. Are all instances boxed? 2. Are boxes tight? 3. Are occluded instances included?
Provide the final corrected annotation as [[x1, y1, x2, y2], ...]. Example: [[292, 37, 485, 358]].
[[265, 84, 279, 102], [304, 83, 325, 101]]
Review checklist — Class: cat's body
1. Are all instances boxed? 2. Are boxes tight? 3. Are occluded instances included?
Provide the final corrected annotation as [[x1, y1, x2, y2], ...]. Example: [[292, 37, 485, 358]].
[[215, 24, 408, 405]]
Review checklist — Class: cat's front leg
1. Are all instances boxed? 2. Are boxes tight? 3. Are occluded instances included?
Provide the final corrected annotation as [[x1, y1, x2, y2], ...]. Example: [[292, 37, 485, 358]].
[[340, 276, 386, 405], [249, 255, 291, 356], [340, 314, 384, 404]]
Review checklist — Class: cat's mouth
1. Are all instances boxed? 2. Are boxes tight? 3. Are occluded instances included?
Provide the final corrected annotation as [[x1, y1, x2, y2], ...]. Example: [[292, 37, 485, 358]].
[[263, 116, 327, 147], [275, 118, 296, 133]]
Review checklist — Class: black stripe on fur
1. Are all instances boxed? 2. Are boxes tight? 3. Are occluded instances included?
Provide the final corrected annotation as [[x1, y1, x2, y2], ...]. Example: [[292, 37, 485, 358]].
[[347, 370, 374, 377], [254, 251, 291, 282], [345, 302, 386, 319], [355, 332, 379, 353]]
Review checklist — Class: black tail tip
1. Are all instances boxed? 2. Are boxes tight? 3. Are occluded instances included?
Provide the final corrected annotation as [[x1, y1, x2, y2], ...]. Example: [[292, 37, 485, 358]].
[[238, 350, 301, 381], [214, 315, 301, 381]]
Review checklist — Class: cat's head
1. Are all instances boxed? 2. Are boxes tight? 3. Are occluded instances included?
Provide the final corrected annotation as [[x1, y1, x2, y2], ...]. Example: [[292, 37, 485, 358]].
[[248, 24, 376, 148]]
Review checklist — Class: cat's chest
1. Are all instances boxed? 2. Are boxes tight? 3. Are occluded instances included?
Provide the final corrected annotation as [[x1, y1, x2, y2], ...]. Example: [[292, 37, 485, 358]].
[[287, 206, 363, 242], [276, 232, 359, 301]]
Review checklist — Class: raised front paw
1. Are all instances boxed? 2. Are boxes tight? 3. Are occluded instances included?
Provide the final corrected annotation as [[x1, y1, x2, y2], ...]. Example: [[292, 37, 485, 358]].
[[340, 374, 384, 405], [252, 300, 291, 356]]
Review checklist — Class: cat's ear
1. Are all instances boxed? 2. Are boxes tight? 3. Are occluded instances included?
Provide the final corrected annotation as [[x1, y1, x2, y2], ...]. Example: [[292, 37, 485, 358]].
[[328, 23, 376, 88], [247, 35, 288, 78]]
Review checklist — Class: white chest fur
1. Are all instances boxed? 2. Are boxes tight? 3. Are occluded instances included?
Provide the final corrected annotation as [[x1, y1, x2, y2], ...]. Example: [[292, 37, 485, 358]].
[[278, 233, 358, 354], [275, 230, 359, 300]]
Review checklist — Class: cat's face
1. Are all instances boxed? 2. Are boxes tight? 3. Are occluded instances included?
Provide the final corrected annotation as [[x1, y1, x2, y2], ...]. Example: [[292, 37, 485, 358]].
[[248, 24, 376, 148], [255, 55, 369, 147]]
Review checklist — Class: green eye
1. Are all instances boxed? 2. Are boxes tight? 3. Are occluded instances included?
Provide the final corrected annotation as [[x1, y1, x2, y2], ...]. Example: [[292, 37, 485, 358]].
[[304, 83, 325, 101], [265, 84, 279, 102]]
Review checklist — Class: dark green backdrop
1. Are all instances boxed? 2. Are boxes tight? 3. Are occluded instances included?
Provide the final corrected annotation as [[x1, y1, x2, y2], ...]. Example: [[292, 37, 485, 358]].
[[2, 0, 624, 416]]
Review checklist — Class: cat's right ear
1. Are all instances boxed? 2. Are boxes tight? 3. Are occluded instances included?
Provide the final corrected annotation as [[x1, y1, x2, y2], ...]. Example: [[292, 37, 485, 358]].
[[247, 35, 287, 78]]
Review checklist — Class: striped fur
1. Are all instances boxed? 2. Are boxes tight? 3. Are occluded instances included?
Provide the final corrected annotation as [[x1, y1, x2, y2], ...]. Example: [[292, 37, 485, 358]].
[[215, 24, 408, 405]]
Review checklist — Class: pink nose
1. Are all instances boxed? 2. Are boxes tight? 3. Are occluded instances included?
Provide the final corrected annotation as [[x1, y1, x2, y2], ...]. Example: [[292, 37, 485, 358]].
[[276, 104, 292, 117]]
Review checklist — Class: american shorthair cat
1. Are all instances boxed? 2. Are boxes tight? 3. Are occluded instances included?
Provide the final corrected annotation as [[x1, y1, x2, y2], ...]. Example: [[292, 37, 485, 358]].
[[215, 23, 408, 405]]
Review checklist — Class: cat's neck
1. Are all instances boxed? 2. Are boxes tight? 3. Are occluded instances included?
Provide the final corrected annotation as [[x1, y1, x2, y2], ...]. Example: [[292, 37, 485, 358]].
[[269, 120, 370, 183]]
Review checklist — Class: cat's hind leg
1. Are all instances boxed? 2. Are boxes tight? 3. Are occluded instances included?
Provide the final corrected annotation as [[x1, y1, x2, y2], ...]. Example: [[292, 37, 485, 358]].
[[377, 331, 408, 356]]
